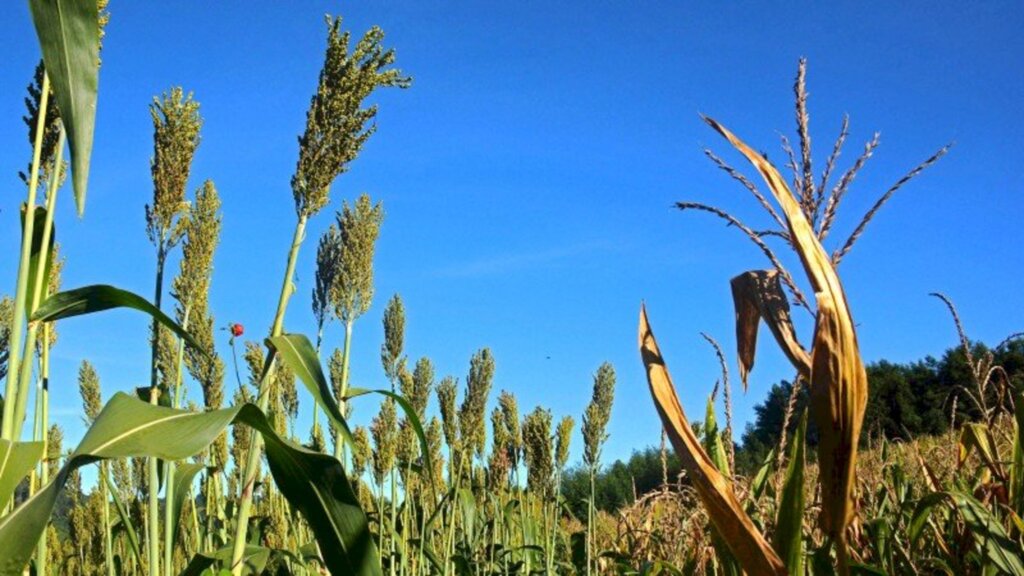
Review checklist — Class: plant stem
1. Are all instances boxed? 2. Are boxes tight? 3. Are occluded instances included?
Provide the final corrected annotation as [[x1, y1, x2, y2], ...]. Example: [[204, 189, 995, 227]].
[[333, 319, 354, 462], [34, 324, 51, 576], [587, 468, 595, 576], [230, 214, 308, 575], [2, 74, 50, 442], [164, 308, 190, 576], [11, 130, 63, 437], [146, 242, 168, 576]]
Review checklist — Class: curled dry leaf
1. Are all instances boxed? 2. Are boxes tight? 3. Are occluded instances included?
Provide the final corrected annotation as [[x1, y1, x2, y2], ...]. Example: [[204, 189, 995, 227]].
[[705, 115, 868, 547], [731, 269, 810, 391], [639, 304, 786, 576]]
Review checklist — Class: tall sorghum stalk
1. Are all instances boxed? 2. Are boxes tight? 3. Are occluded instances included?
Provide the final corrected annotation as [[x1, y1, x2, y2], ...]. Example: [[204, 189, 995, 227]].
[[311, 223, 342, 447], [552, 415, 574, 573], [582, 362, 615, 576], [330, 194, 385, 462], [230, 17, 409, 573], [163, 180, 222, 575], [30, 246, 61, 576], [380, 294, 405, 576], [77, 361, 113, 576], [2, 70, 53, 443], [145, 86, 202, 576]]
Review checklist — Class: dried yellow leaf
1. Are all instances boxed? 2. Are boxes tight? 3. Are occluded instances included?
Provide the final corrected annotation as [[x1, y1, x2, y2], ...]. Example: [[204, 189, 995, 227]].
[[639, 304, 786, 576], [731, 270, 810, 390], [705, 116, 868, 548]]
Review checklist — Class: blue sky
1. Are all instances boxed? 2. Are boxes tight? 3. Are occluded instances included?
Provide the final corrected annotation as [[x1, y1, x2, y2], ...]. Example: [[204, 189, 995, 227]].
[[1, 2, 1022, 469]]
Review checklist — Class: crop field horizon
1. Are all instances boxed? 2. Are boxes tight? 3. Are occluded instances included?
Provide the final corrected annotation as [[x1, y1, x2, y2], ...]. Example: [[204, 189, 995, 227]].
[[0, 2, 1021, 575]]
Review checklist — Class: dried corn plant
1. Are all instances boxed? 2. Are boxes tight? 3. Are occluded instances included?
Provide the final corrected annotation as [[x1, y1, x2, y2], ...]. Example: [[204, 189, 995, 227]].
[[642, 60, 949, 575]]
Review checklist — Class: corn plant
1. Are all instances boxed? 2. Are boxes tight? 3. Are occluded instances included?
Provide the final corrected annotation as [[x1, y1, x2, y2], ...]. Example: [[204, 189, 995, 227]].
[[640, 59, 949, 575]]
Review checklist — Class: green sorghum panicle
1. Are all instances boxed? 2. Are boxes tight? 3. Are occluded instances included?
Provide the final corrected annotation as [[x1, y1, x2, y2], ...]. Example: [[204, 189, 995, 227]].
[[522, 407, 554, 498], [146, 87, 200, 249], [380, 293, 405, 385], [583, 362, 616, 469], [555, 415, 574, 470], [459, 348, 495, 460], [291, 17, 411, 218], [332, 194, 384, 324], [77, 360, 102, 423]]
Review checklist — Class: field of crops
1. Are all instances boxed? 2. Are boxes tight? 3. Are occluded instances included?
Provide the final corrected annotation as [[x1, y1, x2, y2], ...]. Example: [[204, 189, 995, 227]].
[[2, 3, 1023, 576]]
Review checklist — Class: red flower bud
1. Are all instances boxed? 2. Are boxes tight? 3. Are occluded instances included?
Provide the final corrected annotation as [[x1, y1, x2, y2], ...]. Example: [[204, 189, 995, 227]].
[[230, 323, 244, 338]]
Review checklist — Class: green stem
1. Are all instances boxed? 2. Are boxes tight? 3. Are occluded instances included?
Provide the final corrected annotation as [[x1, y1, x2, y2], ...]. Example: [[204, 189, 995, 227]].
[[230, 214, 307, 575], [147, 243, 168, 576], [103, 462, 115, 576], [10, 122, 64, 441], [2, 74, 50, 442], [34, 324, 51, 576], [333, 319, 354, 462], [164, 308, 190, 576], [587, 469, 595, 576]]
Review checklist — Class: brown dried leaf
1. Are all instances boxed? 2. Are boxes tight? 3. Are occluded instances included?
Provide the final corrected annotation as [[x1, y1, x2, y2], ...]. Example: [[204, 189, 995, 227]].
[[705, 116, 868, 546], [731, 270, 811, 390], [639, 304, 786, 576], [809, 293, 868, 537]]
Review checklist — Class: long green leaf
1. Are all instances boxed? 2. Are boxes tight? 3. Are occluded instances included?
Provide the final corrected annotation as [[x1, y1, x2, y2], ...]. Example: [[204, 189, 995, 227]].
[[170, 462, 205, 551], [1009, 392, 1024, 517], [0, 392, 378, 576], [21, 206, 55, 318], [773, 412, 806, 575], [910, 491, 1024, 575], [267, 333, 355, 447], [270, 334, 435, 491], [28, 0, 100, 216], [31, 285, 202, 351], [104, 471, 143, 568], [0, 440, 43, 511], [179, 544, 270, 576]]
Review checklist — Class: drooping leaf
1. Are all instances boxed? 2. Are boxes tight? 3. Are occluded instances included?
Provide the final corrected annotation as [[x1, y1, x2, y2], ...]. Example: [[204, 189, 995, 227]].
[[958, 422, 1005, 481], [21, 206, 55, 318], [910, 491, 1024, 576], [179, 544, 270, 576], [638, 304, 785, 576], [774, 412, 807, 575], [0, 440, 44, 511], [730, 270, 810, 389], [1010, 392, 1024, 518], [266, 333, 355, 447], [31, 285, 202, 351], [0, 393, 378, 576], [269, 333, 435, 495], [28, 0, 100, 216], [705, 116, 868, 544]]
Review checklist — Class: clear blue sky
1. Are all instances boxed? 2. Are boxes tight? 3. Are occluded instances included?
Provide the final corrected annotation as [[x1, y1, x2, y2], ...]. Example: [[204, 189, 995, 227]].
[[1, 2, 1022, 468]]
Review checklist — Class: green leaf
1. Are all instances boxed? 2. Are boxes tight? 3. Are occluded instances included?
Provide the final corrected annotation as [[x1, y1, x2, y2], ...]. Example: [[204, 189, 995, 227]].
[[749, 447, 776, 503], [31, 285, 202, 352], [20, 206, 55, 318], [0, 393, 378, 576], [1010, 392, 1024, 518], [104, 471, 143, 567], [910, 491, 1024, 575], [170, 462, 205, 551], [28, 0, 100, 216], [179, 544, 270, 576], [267, 333, 355, 447], [0, 440, 43, 511], [773, 412, 806, 575], [270, 334, 435, 492], [346, 386, 434, 490]]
